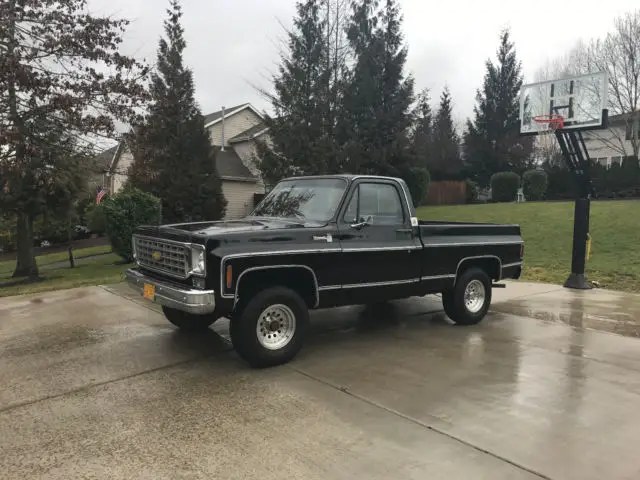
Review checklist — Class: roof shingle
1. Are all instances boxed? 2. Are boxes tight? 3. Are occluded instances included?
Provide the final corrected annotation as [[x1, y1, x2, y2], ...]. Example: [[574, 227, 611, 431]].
[[203, 103, 250, 126], [92, 146, 118, 172], [215, 148, 257, 181], [228, 122, 268, 143]]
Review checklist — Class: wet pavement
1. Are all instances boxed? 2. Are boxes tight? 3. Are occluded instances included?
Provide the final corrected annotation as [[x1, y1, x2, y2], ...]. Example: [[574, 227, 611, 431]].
[[1, 282, 640, 479]]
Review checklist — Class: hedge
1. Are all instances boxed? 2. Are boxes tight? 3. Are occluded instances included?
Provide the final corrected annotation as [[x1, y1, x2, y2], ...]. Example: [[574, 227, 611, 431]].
[[102, 188, 162, 262], [522, 170, 548, 201], [84, 203, 107, 236], [490, 172, 520, 203], [544, 156, 640, 199]]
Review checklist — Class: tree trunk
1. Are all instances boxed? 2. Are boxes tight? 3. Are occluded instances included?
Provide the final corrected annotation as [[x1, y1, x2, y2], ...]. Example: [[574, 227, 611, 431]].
[[67, 208, 75, 268], [13, 213, 39, 279], [68, 246, 75, 268]]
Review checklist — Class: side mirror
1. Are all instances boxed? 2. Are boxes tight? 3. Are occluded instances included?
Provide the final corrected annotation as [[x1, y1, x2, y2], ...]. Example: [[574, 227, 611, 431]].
[[350, 215, 373, 230]]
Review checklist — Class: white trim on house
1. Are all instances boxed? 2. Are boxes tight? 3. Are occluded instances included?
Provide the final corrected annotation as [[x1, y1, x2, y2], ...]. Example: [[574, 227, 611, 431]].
[[204, 104, 265, 129], [108, 142, 123, 171]]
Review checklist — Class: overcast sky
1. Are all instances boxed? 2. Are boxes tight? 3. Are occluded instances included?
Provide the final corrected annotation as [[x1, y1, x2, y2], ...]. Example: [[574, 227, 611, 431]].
[[88, 0, 638, 131]]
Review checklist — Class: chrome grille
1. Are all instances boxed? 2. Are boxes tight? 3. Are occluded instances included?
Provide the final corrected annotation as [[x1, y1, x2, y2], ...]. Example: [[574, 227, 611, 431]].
[[134, 236, 188, 278]]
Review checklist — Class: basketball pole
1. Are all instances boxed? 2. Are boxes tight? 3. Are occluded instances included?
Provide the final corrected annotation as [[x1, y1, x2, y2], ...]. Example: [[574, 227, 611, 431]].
[[565, 196, 592, 289], [555, 128, 598, 290]]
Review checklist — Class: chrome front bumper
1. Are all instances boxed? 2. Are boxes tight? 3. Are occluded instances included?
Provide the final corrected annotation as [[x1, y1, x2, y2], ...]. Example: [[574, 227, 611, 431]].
[[125, 268, 216, 315]]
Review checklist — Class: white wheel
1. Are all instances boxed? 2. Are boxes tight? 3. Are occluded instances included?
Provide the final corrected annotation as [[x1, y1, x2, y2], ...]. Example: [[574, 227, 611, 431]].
[[256, 304, 297, 350], [464, 279, 486, 314]]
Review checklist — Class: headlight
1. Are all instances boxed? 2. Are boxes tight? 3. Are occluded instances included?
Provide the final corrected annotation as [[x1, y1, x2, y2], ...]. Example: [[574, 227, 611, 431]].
[[190, 245, 206, 276]]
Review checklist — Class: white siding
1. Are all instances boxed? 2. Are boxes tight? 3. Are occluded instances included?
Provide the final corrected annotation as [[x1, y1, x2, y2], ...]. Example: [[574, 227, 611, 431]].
[[222, 180, 265, 219], [111, 145, 134, 194], [584, 125, 635, 159], [208, 108, 263, 147]]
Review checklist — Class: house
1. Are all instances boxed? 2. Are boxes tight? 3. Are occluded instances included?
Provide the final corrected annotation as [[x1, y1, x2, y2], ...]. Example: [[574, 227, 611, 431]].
[[88, 145, 118, 193], [583, 112, 640, 168], [97, 102, 269, 219]]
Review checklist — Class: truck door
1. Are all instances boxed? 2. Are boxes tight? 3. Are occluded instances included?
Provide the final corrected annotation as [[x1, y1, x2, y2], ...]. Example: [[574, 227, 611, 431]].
[[336, 179, 422, 300]]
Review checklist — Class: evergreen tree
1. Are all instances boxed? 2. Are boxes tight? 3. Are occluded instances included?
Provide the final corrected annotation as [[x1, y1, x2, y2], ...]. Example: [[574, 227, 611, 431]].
[[431, 87, 463, 179], [342, 0, 415, 177], [255, 0, 338, 185], [463, 29, 534, 186], [410, 88, 433, 170], [128, 0, 226, 222]]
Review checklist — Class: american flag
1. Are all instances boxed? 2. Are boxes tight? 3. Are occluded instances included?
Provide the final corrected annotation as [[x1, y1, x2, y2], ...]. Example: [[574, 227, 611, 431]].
[[96, 186, 107, 205]]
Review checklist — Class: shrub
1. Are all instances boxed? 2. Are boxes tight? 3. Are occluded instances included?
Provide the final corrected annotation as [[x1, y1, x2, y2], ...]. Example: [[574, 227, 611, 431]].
[[490, 171, 520, 203], [84, 203, 107, 236], [522, 170, 548, 201], [403, 167, 431, 206], [465, 179, 479, 204], [102, 188, 162, 262]]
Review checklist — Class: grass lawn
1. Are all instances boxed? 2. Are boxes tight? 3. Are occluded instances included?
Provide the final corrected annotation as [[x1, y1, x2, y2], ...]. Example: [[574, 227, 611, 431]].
[[0, 246, 131, 298], [417, 200, 640, 292], [0, 244, 113, 276]]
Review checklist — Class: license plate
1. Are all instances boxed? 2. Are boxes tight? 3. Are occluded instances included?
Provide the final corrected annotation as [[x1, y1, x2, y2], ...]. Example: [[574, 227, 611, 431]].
[[143, 283, 155, 300]]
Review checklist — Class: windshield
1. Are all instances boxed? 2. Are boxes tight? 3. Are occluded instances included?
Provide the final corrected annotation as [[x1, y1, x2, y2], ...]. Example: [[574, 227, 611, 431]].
[[252, 178, 348, 222]]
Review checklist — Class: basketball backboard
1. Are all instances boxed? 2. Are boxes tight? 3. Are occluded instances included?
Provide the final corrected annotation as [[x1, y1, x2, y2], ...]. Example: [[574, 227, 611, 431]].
[[520, 71, 608, 134]]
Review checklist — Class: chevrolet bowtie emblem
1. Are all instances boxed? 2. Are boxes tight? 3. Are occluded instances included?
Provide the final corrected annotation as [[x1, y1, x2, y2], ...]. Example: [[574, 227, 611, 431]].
[[151, 251, 162, 261]]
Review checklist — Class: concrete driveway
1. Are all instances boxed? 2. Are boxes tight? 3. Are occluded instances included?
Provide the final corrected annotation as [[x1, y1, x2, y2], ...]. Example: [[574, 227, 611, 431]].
[[1, 282, 640, 479]]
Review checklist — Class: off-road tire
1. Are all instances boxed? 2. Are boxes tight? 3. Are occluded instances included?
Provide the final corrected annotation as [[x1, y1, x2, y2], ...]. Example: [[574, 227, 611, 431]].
[[442, 267, 492, 326], [230, 286, 309, 368], [162, 306, 218, 332]]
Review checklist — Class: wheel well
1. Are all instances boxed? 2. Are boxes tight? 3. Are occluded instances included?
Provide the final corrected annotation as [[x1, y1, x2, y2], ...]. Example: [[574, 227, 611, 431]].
[[456, 257, 501, 282], [235, 267, 318, 309]]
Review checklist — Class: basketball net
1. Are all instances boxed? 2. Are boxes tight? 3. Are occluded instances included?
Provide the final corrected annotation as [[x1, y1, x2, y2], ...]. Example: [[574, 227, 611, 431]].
[[533, 114, 564, 165]]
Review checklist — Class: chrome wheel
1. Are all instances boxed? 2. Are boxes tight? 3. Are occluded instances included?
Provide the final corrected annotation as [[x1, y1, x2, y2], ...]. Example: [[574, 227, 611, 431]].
[[464, 279, 486, 314], [256, 304, 297, 350]]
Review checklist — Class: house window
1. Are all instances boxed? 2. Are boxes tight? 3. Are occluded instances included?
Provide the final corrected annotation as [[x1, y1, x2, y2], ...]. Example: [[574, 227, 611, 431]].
[[595, 157, 609, 168], [611, 156, 623, 167]]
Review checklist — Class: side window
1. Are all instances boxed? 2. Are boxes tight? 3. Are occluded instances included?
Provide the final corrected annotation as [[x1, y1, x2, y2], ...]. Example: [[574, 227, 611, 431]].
[[343, 188, 359, 223], [359, 183, 404, 225]]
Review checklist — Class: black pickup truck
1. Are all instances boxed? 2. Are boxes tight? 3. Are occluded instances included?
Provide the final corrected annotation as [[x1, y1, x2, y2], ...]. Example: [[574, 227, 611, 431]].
[[126, 175, 523, 367]]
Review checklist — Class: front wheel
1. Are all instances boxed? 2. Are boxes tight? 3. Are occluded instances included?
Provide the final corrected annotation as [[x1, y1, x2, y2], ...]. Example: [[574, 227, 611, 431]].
[[230, 286, 309, 368], [162, 307, 219, 332], [442, 267, 492, 326]]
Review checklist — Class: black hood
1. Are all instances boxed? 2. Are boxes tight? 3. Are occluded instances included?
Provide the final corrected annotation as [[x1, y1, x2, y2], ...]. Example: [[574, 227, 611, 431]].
[[163, 217, 322, 235]]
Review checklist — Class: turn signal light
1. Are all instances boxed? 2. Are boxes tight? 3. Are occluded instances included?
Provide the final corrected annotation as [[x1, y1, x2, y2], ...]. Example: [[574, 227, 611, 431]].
[[226, 265, 233, 289]]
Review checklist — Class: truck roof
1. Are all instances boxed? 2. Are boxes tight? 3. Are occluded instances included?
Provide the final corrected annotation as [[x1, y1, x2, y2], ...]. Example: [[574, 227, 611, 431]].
[[281, 174, 404, 182]]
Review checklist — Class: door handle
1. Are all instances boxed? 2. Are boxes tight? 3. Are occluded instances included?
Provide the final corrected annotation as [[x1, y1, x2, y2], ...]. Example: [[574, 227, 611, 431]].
[[396, 228, 413, 233]]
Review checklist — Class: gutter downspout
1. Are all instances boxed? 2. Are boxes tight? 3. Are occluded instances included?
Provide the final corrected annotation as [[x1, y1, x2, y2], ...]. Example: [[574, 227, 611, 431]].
[[221, 106, 225, 151]]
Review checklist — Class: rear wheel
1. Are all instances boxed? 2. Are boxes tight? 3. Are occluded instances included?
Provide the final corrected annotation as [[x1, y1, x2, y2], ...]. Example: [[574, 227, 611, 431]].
[[162, 306, 218, 332], [230, 286, 309, 368], [442, 267, 492, 326]]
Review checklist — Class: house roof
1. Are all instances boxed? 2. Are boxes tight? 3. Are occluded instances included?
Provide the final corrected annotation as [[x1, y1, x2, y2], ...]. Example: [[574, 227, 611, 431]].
[[228, 122, 268, 144], [203, 103, 265, 128], [92, 145, 118, 172], [608, 112, 639, 125], [215, 148, 257, 182]]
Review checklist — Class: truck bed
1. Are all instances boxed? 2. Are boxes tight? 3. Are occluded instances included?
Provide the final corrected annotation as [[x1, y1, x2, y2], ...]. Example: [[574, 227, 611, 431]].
[[418, 220, 522, 239]]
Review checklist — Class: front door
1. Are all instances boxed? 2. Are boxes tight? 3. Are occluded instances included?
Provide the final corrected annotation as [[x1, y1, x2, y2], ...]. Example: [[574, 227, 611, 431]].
[[336, 179, 422, 301]]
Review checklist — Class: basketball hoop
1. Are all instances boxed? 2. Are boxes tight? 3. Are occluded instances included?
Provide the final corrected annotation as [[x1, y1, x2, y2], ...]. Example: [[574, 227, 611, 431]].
[[532, 114, 565, 130], [532, 114, 565, 165]]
